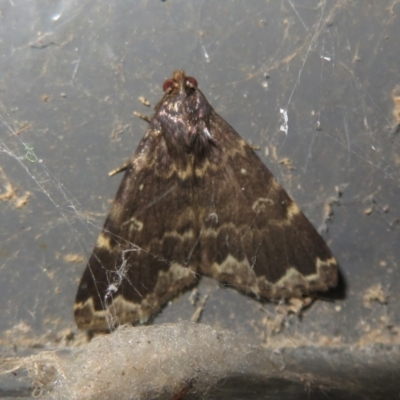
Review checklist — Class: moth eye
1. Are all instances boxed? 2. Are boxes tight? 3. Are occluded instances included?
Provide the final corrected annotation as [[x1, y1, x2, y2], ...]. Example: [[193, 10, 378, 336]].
[[162, 79, 175, 93], [186, 77, 198, 88]]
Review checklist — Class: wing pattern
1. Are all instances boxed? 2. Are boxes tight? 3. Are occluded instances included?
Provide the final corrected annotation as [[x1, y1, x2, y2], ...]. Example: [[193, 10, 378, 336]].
[[74, 70, 337, 331]]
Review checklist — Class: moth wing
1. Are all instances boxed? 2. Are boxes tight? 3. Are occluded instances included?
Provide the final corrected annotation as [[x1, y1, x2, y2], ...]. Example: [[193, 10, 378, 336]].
[[74, 130, 199, 330], [198, 112, 337, 299]]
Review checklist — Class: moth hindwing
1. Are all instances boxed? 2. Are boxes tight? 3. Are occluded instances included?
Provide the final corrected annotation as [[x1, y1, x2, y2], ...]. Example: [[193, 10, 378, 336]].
[[74, 70, 338, 331]]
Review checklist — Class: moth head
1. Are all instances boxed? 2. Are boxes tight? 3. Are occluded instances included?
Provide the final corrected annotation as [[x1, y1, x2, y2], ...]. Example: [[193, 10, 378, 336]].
[[162, 71, 198, 93], [155, 70, 215, 160]]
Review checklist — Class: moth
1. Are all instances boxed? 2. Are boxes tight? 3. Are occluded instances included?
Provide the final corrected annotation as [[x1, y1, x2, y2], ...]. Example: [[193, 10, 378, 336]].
[[74, 70, 337, 331]]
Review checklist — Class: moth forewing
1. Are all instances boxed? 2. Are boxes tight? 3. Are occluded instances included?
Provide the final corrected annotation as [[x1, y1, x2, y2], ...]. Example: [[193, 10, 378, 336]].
[[74, 70, 337, 331]]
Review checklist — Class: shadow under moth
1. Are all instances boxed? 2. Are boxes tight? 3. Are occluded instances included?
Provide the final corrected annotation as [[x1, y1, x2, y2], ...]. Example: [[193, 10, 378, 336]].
[[74, 70, 338, 331]]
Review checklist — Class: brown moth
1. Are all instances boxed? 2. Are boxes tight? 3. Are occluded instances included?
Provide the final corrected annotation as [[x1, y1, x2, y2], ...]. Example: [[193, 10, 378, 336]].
[[74, 70, 337, 331]]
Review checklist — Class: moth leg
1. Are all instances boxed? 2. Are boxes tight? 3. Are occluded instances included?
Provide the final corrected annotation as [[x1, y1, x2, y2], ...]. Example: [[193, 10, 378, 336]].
[[133, 111, 152, 123], [108, 161, 131, 176]]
